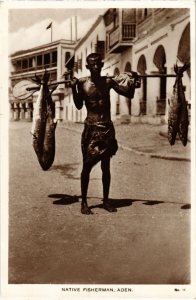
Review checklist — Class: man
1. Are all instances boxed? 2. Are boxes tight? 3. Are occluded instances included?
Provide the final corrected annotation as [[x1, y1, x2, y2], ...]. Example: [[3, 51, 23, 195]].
[[71, 53, 139, 215]]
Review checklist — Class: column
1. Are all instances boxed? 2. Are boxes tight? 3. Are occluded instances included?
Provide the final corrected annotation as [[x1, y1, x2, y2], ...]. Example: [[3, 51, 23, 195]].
[[165, 64, 175, 123], [19, 103, 25, 120], [146, 67, 159, 115], [26, 102, 33, 122], [13, 103, 20, 121], [10, 103, 14, 120], [53, 94, 59, 120]]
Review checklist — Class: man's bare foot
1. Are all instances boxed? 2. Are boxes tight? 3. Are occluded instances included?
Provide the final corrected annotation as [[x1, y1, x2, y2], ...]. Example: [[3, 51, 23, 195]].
[[81, 203, 93, 215], [103, 200, 117, 212]]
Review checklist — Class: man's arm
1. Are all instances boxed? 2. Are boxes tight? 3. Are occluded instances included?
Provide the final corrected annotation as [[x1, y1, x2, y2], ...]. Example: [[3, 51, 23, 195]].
[[108, 72, 140, 98], [71, 78, 84, 110]]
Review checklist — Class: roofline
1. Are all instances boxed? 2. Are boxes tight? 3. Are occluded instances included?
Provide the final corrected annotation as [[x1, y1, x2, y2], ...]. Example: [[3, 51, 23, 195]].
[[75, 15, 104, 50], [10, 39, 77, 58]]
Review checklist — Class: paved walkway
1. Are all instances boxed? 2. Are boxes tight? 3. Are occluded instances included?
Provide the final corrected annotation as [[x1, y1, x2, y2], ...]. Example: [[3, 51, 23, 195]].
[[59, 122, 191, 162]]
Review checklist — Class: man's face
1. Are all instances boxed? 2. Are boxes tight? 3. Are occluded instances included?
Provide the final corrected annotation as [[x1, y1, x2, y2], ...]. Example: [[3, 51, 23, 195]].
[[87, 58, 103, 76]]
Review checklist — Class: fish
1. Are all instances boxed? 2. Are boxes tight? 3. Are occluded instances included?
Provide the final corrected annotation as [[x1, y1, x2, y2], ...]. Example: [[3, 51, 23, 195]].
[[177, 64, 190, 146], [30, 71, 57, 170], [168, 65, 181, 145], [168, 63, 190, 146]]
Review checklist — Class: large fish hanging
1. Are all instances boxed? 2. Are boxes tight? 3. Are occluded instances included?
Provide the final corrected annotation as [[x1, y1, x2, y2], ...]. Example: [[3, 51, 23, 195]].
[[168, 63, 190, 146], [30, 71, 58, 170]]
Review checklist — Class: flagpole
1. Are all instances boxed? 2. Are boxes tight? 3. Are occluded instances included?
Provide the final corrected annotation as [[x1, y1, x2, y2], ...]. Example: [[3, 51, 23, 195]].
[[75, 16, 77, 41], [70, 17, 72, 42], [46, 22, 53, 43]]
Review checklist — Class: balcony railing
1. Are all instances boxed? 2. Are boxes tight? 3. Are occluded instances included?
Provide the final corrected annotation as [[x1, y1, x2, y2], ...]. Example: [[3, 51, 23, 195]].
[[11, 62, 57, 75], [107, 22, 136, 53], [122, 23, 136, 40]]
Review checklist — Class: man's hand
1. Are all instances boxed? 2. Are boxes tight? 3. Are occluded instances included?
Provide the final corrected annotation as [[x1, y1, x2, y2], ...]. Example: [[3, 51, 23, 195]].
[[125, 72, 141, 89], [69, 77, 79, 88]]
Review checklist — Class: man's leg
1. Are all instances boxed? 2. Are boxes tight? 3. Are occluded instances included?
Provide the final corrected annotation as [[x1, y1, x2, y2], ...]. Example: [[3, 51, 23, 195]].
[[101, 156, 117, 212], [81, 162, 93, 215]]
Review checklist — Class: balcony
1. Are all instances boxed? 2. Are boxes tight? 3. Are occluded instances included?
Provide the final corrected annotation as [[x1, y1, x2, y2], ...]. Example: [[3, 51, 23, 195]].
[[107, 22, 136, 53], [11, 62, 57, 75]]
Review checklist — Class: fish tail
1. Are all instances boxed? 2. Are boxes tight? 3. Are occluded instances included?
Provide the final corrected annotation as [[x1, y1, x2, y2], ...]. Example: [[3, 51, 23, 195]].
[[178, 101, 189, 146]]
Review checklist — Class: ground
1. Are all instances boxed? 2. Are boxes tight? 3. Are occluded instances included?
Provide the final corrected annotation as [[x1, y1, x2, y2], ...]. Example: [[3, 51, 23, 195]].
[[8, 121, 191, 284]]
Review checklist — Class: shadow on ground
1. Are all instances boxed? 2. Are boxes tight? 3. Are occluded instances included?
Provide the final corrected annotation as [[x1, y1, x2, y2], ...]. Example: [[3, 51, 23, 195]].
[[50, 163, 98, 180], [48, 194, 190, 210], [48, 194, 80, 205], [50, 163, 80, 180]]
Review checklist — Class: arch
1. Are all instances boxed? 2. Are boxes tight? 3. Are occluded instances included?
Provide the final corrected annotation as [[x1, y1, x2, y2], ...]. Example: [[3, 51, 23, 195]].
[[113, 67, 120, 76], [137, 54, 147, 75], [137, 55, 147, 115], [124, 62, 132, 72], [153, 45, 166, 71], [177, 23, 190, 63], [153, 45, 167, 115], [177, 23, 190, 77]]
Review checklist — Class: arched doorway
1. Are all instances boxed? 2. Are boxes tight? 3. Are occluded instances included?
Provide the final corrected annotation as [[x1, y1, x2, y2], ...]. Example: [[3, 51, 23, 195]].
[[177, 23, 190, 77], [124, 62, 132, 115], [177, 23, 191, 120], [137, 55, 147, 114], [124, 62, 131, 73], [153, 45, 167, 115]]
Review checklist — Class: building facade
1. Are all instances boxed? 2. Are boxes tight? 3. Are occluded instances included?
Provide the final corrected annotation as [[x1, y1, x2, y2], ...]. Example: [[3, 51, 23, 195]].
[[9, 39, 76, 121], [63, 8, 190, 125], [132, 8, 190, 124], [9, 8, 190, 125]]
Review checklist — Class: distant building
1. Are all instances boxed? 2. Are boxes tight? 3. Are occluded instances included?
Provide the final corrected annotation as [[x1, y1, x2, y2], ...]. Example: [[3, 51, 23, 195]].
[[9, 39, 76, 121], [9, 8, 191, 125]]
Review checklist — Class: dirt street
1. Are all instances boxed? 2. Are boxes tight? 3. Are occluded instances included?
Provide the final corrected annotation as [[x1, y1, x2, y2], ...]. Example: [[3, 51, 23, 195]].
[[8, 122, 191, 284]]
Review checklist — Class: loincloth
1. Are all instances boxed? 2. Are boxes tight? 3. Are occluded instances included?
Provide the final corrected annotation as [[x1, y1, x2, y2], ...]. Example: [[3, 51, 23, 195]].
[[81, 121, 118, 165]]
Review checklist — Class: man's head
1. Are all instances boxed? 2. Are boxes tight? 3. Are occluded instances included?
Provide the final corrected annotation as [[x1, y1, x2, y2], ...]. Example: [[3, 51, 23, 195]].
[[86, 53, 104, 76]]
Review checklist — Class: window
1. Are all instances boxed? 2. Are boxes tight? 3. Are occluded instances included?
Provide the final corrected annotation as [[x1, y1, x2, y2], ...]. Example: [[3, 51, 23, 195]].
[[44, 53, 50, 67], [22, 59, 28, 70], [95, 41, 105, 59], [29, 58, 33, 69], [52, 51, 57, 66], [65, 51, 71, 63], [16, 60, 21, 71], [144, 9, 148, 17], [37, 55, 42, 66]]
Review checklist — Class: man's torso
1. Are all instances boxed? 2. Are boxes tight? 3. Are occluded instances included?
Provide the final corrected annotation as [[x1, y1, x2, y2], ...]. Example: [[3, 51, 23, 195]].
[[79, 76, 112, 124]]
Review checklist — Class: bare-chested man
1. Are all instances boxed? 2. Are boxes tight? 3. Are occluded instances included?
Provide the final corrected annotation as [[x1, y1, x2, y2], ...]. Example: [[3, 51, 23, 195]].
[[70, 53, 138, 215]]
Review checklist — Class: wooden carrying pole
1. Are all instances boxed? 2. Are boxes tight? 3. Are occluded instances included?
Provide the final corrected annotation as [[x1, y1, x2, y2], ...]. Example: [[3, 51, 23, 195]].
[[139, 74, 176, 78], [26, 74, 178, 92], [107, 74, 177, 79], [26, 80, 71, 91]]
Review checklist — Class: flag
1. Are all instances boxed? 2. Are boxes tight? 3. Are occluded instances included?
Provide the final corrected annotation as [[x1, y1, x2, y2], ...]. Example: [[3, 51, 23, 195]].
[[46, 22, 52, 30]]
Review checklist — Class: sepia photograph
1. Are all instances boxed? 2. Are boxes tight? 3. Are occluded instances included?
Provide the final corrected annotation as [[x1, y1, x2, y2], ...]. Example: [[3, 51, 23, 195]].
[[0, 0, 195, 299]]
